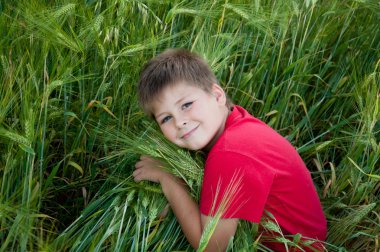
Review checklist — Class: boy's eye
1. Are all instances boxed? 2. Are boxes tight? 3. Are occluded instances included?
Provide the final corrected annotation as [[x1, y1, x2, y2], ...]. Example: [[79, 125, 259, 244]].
[[181, 102, 193, 110], [161, 116, 172, 124]]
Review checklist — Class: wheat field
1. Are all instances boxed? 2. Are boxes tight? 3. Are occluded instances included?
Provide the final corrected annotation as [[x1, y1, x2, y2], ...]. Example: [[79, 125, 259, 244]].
[[0, 0, 379, 251]]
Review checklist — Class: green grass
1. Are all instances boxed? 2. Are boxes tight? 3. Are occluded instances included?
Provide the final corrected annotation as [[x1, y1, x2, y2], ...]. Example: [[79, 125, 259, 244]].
[[0, 0, 379, 251]]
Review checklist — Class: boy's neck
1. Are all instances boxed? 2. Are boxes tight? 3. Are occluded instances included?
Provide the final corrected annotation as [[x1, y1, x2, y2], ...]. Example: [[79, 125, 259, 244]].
[[202, 106, 232, 152]]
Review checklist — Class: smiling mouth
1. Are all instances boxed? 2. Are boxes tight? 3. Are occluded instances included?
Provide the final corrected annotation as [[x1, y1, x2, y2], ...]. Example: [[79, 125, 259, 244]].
[[181, 125, 199, 139]]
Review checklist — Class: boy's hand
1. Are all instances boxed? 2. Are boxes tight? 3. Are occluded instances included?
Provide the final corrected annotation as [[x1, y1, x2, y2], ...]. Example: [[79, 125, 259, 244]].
[[134, 156, 237, 251], [133, 155, 169, 183]]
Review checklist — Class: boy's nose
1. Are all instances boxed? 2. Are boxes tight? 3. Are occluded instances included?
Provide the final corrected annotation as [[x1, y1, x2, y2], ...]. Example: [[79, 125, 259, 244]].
[[175, 117, 188, 128]]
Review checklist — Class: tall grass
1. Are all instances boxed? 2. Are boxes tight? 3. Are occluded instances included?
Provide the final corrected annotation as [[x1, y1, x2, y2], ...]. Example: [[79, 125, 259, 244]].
[[0, 0, 379, 251]]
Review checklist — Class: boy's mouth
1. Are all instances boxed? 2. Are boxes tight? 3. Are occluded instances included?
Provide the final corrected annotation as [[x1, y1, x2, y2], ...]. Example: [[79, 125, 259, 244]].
[[181, 125, 199, 139]]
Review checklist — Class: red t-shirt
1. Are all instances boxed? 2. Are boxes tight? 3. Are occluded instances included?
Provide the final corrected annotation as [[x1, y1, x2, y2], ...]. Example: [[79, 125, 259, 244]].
[[200, 106, 327, 249]]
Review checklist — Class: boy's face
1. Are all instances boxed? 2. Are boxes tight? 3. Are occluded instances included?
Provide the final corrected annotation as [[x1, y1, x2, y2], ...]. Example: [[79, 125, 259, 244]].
[[151, 81, 229, 151]]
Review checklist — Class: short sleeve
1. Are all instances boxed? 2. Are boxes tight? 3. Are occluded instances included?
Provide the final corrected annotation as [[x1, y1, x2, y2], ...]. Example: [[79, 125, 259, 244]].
[[200, 151, 275, 223]]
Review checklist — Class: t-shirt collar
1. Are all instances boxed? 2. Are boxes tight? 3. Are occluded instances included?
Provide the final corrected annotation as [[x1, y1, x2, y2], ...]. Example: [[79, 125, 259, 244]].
[[225, 105, 243, 128]]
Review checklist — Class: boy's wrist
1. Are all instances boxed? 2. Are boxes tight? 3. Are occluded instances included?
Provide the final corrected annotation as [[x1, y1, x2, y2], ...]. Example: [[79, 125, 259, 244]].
[[158, 172, 173, 185], [158, 172, 185, 189]]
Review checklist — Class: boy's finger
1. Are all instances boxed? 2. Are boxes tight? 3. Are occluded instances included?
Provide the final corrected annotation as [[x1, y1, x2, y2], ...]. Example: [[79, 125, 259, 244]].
[[132, 170, 141, 181], [135, 162, 143, 169], [132, 169, 138, 176]]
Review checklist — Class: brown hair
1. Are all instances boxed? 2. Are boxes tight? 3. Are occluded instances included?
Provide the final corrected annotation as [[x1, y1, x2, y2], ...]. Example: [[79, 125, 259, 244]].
[[137, 48, 232, 117]]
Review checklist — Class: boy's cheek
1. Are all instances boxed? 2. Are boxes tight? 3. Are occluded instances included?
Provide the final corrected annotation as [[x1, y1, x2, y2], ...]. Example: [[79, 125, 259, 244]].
[[158, 125, 168, 136], [160, 127, 176, 142]]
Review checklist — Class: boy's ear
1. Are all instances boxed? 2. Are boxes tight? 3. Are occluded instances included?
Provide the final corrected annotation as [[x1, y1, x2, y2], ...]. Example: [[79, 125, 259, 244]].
[[211, 83, 226, 105]]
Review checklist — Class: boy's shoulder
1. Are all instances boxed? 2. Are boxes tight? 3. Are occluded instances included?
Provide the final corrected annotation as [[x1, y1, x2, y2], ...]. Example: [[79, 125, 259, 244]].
[[217, 106, 276, 141], [210, 106, 295, 158]]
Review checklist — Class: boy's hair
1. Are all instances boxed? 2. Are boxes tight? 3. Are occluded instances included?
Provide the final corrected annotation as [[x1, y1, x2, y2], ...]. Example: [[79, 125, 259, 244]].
[[138, 48, 232, 117]]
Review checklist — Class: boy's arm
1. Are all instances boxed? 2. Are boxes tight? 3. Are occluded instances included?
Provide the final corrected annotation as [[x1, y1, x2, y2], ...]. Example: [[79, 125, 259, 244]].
[[133, 155, 238, 251], [200, 215, 238, 251]]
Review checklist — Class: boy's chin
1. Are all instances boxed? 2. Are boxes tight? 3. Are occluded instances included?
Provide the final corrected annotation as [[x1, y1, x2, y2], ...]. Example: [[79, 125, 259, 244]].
[[180, 143, 206, 151], [182, 145, 201, 151]]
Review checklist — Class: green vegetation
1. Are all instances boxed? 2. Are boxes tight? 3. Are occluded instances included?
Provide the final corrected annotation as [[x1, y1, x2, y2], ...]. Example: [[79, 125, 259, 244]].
[[0, 0, 379, 251]]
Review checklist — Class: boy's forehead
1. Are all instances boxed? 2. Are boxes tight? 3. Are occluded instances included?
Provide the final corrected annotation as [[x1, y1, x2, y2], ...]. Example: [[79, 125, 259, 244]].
[[150, 88, 181, 113], [149, 87, 174, 116], [150, 82, 203, 114]]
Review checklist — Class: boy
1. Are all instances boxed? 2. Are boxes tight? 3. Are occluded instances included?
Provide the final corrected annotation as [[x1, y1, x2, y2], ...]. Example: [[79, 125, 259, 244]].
[[133, 49, 327, 251]]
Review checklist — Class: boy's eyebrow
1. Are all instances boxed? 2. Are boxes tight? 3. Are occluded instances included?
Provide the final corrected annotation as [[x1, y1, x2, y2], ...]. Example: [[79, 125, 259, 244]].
[[174, 96, 186, 106], [154, 96, 188, 118], [154, 111, 166, 119]]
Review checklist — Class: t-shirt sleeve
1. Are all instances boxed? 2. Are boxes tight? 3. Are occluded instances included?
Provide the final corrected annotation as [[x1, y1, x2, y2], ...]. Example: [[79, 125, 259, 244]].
[[200, 151, 275, 223]]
